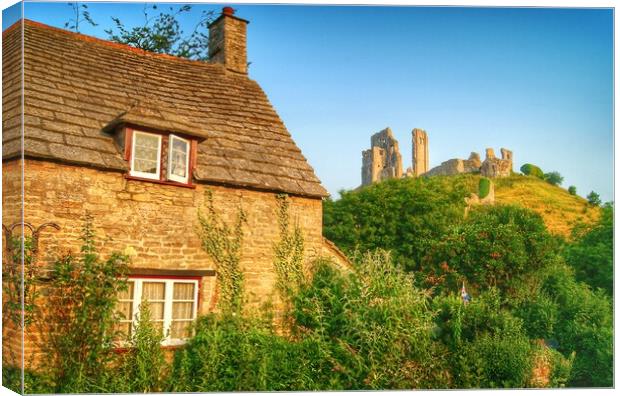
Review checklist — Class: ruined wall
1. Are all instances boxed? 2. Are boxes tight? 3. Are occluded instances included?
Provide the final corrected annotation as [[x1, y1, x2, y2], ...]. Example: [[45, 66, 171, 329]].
[[480, 148, 513, 178], [412, 128, 429, 176], [361, 128, 403, 186], [8, 159, 329, 363], [424, 152, 481, 177]]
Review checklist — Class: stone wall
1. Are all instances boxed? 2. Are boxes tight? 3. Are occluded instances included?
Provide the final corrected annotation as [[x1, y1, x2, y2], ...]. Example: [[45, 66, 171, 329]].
[[361, 128, 403, 186], [424, 152, 481, 177], [480, 148, 513, 178], [4, 159, 332, 363]]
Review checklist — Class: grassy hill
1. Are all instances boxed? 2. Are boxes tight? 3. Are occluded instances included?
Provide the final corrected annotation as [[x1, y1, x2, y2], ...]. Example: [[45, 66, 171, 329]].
[[482, 174, 600, 237]]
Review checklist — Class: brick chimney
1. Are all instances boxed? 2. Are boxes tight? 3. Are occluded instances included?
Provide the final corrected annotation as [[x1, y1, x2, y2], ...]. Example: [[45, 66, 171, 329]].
[[208, 7, 250, 74]]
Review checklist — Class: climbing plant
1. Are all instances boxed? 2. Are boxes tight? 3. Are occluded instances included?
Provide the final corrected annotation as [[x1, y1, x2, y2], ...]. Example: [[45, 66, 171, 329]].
[[273, 194, 305, 301], [197, 190, 247, 314]]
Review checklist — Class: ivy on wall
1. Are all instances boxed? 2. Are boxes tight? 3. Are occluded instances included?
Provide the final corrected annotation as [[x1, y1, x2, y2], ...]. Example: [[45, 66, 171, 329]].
[[197, 190, 247, 314]]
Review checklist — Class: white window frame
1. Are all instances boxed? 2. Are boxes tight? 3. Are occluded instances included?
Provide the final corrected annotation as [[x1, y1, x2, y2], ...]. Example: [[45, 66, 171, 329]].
[[130, 131, 162, 180], [167, 134, 190, 184], [122, 278, 199, 346]]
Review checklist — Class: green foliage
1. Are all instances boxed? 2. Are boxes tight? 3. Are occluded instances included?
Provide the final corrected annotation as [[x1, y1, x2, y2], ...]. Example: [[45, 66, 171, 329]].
[[478, 177, 491, 199], [586, 191, 601, 206], [110, 302, 168, 393], [38, 214, 129, 393], [323, 176, 470, 272], [520, 163, 544, 179], [197, 190, 247, 314], [422, 205, 558, 295], [168, 313, 329, 391], [432, 290, 534, 388], [564, 203, 613, 295], [539, 261, 612, 386], [568, 185, 577, 195], [293, 252, 450, 389], [273, 194, 306, 300], [544, 171, 564, 186], [105, 4, 215, 61], [514, 293, 558, 340]]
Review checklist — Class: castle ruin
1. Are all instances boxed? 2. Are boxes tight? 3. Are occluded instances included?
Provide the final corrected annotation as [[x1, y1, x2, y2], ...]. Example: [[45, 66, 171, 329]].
[[360, 127, 513, 186], [412, 128, 429, 176], [361, 128, 403, 186]]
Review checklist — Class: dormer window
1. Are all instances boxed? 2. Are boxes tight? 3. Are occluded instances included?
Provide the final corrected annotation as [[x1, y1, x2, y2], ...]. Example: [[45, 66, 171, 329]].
[[104, 107, 204, 187], [119, 127, 198, 187]]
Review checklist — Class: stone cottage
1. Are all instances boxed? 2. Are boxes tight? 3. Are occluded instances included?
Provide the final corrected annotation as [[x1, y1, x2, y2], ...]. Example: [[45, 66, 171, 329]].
[[2, 9, 346, 361]]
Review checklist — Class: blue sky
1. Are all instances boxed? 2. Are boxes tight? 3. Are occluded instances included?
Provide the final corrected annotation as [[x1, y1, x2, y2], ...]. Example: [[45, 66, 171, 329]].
[[3, 3, 614, 201]]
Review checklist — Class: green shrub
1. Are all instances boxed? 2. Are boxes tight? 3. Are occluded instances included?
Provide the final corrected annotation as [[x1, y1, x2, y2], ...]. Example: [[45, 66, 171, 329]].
[[168, 314, 329, 391], [38, 214, 129, 393], [568, 186, 577, 195], [586, 191, 601, 206], [293, 253, 451, 389], [110, 302, 168, 393], [564, 204, 613, 295], [422, 205, 559, 296], [323, 176, 471, 272], [432, 290, 534, 389], [543, 171, 563, 186], [520, 164, 544, 179], [541, 262, 613, 387], [478, 177, 491, 199]]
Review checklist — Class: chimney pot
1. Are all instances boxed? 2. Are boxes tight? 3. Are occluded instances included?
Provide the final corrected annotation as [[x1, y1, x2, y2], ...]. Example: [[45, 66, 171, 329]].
[[222, 6, 234, 16]]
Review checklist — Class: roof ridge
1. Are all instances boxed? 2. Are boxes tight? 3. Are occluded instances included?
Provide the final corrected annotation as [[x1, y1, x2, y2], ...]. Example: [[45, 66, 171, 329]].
[[19, 18, 224, 69]]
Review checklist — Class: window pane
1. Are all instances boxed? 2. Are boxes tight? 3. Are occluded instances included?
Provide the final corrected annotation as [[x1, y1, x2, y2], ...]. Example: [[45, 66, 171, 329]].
[[148, 302, 165, 321], [170, 321, 191, 339], [135, 133, 160, 150], [142, 282, 165, 300], [173, 283, 194, 300], [134, 159, 158, 174], [169, 138, 188, 178], [172, 302, 193, 320], [118, 282, 134, 301], [117, 302, 133, 320], [114, 322, 132, 341]]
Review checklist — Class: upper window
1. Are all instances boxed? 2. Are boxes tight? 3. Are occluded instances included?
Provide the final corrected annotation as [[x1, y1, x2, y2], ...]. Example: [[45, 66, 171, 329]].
[[116, 277, 199, 346], [127, 129, 195, 186], [131, 131, 162, 179]]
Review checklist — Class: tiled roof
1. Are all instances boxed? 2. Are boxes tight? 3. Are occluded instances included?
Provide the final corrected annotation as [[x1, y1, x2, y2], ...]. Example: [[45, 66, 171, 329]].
[[2, 20, 328, 198]]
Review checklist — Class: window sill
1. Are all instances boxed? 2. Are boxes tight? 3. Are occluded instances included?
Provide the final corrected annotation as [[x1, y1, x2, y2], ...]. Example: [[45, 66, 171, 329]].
[[125, 174, 196, 189], [113, 343, 186, 353]]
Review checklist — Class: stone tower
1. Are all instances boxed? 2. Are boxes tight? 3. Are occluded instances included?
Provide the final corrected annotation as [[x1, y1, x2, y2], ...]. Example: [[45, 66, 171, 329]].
[[361, 128, 403, 186], [412, 128, 429, 176]]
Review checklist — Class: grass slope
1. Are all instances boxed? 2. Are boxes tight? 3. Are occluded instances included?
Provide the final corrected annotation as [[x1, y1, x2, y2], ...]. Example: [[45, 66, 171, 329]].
[[491, 175, 600, 237]]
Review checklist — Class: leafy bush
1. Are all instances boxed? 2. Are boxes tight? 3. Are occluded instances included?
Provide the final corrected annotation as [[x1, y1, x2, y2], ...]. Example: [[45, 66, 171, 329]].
[[520, 164, 544, 179], [38, 215, 129, 393], [478, 177, 491, 199], [564, 204, 613, 295], [540, 262, 613, 386], [543, 171, 563, 186], [432, 290, 534, 388], [108, 302, 168, 393], [586, 191, 601, 206], [324, 176, 471, 272], [168, 313, 330, 391], [422, 205, 559, 295], [568, 186, 577, 195]]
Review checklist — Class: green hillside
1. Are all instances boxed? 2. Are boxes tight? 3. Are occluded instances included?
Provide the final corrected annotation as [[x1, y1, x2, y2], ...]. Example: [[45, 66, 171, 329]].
[[491, 175, 599, 237]]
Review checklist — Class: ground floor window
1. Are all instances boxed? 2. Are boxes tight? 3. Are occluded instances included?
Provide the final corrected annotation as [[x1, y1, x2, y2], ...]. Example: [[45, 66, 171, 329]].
[[116, 277, 199, 346]]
